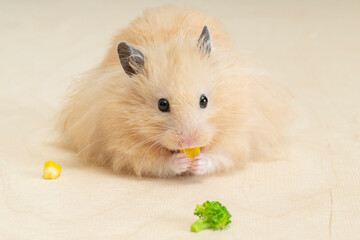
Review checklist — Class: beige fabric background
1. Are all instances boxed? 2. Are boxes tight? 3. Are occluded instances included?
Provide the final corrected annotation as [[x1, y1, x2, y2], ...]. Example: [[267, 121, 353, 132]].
[[1, 0, 359, 239]]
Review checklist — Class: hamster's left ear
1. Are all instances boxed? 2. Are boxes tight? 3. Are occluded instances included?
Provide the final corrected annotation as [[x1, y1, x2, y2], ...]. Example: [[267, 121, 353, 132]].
[[197, 25, 211, 55], [117, 41, 145, 77]]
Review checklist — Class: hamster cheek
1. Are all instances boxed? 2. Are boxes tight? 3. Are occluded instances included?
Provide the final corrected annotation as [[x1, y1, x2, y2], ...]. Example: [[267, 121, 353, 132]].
[[169, 153, 191, 174], [190, 154, 209, 175]]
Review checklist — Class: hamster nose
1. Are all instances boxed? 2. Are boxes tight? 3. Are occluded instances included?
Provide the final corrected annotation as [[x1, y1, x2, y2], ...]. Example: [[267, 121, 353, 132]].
[[178, 136, 196, 148]]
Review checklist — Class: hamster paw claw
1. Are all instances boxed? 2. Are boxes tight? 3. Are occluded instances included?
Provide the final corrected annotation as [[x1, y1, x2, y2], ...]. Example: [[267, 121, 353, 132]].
[[170, 153, 191, 174], [190, 154, 208, 175]]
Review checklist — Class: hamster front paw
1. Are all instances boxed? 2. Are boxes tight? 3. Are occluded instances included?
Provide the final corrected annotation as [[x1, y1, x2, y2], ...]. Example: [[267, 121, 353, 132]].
[[169, 153, 191, 174], [190, 154, 209, 175]]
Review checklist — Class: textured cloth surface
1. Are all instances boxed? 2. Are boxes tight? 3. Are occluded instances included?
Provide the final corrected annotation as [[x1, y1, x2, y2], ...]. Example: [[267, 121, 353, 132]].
[[1, 1, 359, 239]]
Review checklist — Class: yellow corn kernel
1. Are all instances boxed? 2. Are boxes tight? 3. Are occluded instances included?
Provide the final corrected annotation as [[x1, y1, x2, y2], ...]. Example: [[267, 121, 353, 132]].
[[44, 161, 62, 179], [180, 147, 201, 161]]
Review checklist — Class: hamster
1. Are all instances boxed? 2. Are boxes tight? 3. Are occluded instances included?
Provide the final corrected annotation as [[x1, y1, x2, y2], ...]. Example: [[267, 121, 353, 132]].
[[58, 6, 289, 177]]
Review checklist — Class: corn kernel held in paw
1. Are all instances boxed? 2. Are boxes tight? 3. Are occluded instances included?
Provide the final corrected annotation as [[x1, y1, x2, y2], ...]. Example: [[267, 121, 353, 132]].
[[44, 161, 62, 179], [180, 147, 201, 162]]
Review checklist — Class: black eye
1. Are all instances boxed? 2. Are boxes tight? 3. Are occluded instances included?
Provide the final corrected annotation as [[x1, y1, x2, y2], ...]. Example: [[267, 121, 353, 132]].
[[158, 98, 170, 112], [199, 95, 208, 109]]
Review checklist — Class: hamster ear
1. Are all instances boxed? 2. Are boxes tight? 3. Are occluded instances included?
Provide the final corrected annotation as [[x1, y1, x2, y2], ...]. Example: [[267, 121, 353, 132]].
[[197, 25, 211, 55], [117, 41, 145, 77]]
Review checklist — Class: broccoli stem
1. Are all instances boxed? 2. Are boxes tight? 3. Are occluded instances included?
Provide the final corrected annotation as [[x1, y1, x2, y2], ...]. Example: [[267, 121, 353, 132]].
[[191, 219, 212, 232]]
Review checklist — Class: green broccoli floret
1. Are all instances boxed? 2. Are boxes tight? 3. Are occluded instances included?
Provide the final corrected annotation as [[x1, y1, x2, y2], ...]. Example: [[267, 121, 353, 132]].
[[191, 201, 232, 232]]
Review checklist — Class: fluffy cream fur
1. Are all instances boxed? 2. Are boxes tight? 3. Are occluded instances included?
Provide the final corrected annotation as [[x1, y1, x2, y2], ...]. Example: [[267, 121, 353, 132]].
[[58, 6, 290, 177]]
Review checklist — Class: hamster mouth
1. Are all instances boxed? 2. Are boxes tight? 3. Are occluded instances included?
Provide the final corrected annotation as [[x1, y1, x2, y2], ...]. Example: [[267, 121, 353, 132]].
[[165, 146, 205, 153]]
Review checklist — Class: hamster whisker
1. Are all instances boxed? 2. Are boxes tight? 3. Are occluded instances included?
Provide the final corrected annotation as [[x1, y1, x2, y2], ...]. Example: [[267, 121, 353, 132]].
[[141, 139, 165, 165], [75, 132, 122, 157], [129, 126, 167, 131], [126, 132, 168, 154], [216, 128, 250, 133]]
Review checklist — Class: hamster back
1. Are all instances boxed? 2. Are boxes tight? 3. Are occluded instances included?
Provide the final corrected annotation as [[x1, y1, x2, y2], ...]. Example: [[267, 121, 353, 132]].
[[58, 6, 289, 177]]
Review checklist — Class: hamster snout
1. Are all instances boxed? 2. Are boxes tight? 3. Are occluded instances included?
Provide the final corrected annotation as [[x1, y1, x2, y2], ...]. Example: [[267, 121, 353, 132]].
[[165, 124, 214, 151], [178, 135, 196, 149], [177, 131, 199, 149]]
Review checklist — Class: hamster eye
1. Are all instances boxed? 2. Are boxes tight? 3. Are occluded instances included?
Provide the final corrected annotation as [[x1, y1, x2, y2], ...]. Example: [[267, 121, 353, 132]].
[[158, 98, 170, 112], [199, 94, 208, 109]]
